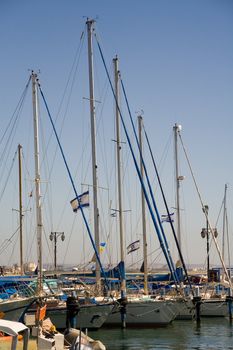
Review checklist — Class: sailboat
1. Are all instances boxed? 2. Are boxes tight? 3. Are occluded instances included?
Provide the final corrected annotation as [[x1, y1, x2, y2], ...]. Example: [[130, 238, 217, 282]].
[[0, 146, 37, 321], [118, 122, 195, 321], [24, 35, 114, 328], [105, 60, 177, 326], [198, 185, 230, 318], [172, 125, 231, 318]]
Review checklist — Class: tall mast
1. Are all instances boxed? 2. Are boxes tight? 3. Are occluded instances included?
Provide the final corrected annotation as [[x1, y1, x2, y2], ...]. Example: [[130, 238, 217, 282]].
[[113, 56, 126, 297], [86, 19, 101, 289], [222, 184, 227, 264], [31, 72, 43, 294], [138, 116, 148, 295], [18, 144, 24, 275], [173, 123, 182, 256]]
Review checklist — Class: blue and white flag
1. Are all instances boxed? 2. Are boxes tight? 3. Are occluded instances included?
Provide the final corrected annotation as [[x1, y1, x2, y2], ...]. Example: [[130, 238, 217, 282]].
[[70, 191, 90, 212], [127, 240, 140, 254], [161, 212, 174, 223]]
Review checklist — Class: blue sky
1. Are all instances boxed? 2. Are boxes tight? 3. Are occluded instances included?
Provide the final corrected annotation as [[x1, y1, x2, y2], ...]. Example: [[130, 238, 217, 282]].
[[0, 0, 233, 270]]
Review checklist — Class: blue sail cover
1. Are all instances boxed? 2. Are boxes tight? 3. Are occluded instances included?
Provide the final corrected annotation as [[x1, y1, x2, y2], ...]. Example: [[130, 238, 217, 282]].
[[103, 261, 125, 279]]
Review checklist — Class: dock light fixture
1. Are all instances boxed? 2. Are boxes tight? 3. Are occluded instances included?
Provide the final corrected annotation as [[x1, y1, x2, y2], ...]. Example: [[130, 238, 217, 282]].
[[50, 232, 65, 271]]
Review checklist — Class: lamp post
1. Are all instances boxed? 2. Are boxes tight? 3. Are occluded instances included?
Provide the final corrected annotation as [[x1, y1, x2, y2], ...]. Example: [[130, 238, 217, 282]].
[[49, 232, 65, 271], [201, 205, 218, 282]]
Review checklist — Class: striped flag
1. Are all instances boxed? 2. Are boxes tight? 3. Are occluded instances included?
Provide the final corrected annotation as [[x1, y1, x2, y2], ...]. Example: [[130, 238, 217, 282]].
[[70, 191, 89, 212], [127, 240, 140, 254], [161, 212, 174, 223]]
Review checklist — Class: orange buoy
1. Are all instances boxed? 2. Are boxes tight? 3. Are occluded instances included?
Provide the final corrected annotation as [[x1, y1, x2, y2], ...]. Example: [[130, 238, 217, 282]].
[[0, 334, 23, 341]]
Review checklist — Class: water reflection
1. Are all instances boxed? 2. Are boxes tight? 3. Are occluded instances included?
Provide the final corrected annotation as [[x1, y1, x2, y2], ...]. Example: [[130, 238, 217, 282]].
[[88, 318, 233, 350]]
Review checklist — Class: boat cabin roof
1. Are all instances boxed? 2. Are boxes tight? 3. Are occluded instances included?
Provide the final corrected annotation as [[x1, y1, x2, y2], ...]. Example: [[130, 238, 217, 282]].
[[0, 319, 28, 336]]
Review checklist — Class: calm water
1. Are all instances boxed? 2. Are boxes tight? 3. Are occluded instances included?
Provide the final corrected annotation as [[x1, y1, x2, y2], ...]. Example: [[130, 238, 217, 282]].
[[89, 318, 233, 350]]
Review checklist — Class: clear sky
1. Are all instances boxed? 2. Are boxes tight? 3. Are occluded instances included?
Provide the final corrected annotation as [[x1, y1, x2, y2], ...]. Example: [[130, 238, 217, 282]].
[[0, 0, 233, 271]]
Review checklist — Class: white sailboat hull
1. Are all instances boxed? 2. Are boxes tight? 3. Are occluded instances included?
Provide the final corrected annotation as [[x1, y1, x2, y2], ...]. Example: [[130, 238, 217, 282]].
[[167, 297, 194, 320], [25, 302, 114, 330], [47, 302, 114, 329], [169, 296, 228, 318], [200, 299, 228, 317], [105, 298, 177, 326]]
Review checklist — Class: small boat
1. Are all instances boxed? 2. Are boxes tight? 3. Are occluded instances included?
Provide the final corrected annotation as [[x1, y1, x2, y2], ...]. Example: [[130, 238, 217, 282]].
[[37, 324, 106, 350]]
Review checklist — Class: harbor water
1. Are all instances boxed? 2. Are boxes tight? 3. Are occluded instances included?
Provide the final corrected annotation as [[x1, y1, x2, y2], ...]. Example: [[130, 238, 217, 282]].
[[0, 318, 232, 349], [88, 318, 233, 349]]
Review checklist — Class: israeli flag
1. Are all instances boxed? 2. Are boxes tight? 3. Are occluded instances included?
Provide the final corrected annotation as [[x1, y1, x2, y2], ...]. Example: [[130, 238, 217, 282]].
[[127, 240, 140, 254], [161, 212, 174, 223], [70, 191, 90, 212]]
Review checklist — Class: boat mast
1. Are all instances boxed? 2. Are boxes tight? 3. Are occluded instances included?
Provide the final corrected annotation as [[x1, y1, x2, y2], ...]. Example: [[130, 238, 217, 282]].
[[18, 144, 24, 275], [173, 123, 182, 257], [86, 19, 101, 289], [31, 72, 43, 294], [138, 115, 148, 295], [113, 56, 126, 297], [222, 183, 230, 281], [222, 184, 227, 264]]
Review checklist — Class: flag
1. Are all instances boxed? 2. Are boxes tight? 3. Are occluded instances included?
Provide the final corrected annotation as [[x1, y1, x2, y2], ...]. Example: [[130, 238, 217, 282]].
[[127, 240, 140, 254], [100, 242, 106, 253], [161, 212, 174, 223], [70, 191, 89, 212]]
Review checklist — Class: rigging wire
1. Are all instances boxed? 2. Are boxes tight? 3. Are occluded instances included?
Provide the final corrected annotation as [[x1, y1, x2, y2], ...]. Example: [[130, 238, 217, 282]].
[[226, 210, 231, 276], [178, 132, 232, 288], [127, 247, 162, 271], [20, 150, 38, 264], [215, 197, 224, 228], [120, 78, 179, 283], [0, 225, 20, 256], [92, 59, 113, 250], [38, 80, 109, 288], [62, 215, 77, 266], [152, 131, 173, 193], [142, 122, 193, 293], [0, 79, 31, 264], [150, 249, 164, 269], [94, 33, 179, 286], [0, 149, 17, 203], [0, 76, 31, 148], [0, 93, 30, 200], [7, 233, 19, 266], [36, 27, 86, 242], [0, 78, 31, 201]]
